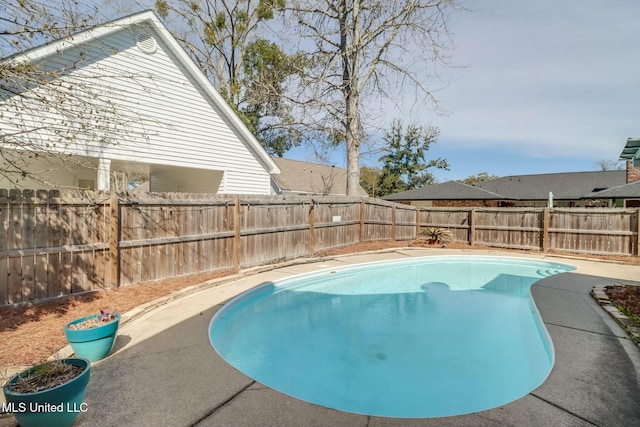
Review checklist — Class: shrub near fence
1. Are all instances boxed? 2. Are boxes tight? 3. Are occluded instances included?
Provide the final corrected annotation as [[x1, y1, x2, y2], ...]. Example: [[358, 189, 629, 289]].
[[1, 190, 639, 307]]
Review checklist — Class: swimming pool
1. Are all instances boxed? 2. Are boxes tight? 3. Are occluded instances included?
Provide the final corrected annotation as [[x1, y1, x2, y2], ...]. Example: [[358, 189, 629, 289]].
[[209, 256, 576, 418]]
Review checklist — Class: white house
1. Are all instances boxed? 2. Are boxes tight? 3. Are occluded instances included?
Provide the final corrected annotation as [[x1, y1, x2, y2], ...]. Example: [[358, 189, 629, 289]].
[[0, 10, 279, 194]]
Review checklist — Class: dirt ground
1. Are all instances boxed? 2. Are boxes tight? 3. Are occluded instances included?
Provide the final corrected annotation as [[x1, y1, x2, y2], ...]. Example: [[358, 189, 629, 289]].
[[2, 240, 640, 374]]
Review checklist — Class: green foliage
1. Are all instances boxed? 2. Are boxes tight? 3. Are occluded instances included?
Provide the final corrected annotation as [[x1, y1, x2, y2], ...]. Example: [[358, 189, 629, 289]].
[[377, 120, 448, 196], [155, 0, 169, 18], [460, 172, 498, 185], [377, 169, 406, 197], [204, 20, 219, 45], [616, 304, 640, 327], [257, 0, 285, 19], [239, 38, 305, 156], [359, 166, 382, 197]]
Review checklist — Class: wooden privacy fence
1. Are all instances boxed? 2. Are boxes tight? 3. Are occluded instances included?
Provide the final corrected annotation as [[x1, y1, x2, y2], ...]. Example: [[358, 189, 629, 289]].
[[419, 207, 640, 256], [0, 191, 404, 306], [1, 190, 639, 307]]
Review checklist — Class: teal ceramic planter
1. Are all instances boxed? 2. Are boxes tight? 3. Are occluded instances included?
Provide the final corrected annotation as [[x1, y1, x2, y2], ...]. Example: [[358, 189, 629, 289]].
[[2, 358, 90, 427], [64, 314, 120, 362]]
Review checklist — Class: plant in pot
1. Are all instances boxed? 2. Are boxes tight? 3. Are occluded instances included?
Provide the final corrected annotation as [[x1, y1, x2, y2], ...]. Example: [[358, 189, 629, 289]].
[[2, 358, 90, 427], [64, 309, 120, 363]]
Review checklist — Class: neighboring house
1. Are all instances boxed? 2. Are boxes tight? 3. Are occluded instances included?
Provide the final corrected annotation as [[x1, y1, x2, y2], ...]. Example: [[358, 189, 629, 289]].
[[386, 139, 640, 208], [383, 181, 514, 207], [0, 10, 279, 194], [473, 170, 625, 207], [385, 139, 640, 207], [270, 157, 368, 196], [384, 170, 629, 207], [586, 180, 640, 207]]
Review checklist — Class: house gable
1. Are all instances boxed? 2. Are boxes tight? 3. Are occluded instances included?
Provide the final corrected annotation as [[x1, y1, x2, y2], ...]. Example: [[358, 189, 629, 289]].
[[1, 10, 279, 194]]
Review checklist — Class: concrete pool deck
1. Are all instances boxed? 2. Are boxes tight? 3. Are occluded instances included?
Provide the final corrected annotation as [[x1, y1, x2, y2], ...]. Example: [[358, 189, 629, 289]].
[[5, 248, 640, 426]]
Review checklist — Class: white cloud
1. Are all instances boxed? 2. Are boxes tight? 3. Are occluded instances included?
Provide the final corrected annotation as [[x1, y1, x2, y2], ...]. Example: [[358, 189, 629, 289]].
[[410, 0, 640, 160]]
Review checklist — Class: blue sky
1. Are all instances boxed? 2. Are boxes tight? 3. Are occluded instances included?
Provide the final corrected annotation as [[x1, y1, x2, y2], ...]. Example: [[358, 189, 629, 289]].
[[287, 0, 640, 182]]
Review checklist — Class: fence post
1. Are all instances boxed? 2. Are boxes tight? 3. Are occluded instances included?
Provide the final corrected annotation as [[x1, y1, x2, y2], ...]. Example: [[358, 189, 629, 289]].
[[469, 208, 476, 246], [391, 205, 396, 241], [415, 206, 421, 239], [360, 199, 365, 243], [636, 208, 640, 256], [542, 208, 550, 252], [108, 192, 120, 289], [233, 196, 241, 270], [308, 198, 315, 255]]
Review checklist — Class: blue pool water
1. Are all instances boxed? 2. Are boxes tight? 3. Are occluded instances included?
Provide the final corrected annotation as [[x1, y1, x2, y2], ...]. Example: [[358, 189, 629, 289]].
[[209, 256, 576, 418]]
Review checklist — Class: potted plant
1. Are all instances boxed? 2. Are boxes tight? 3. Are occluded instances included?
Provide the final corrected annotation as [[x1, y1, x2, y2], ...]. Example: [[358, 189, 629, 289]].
[[419, 227, 454, 245], [2, 358, 90, 427], [64, 309, 120, 362]]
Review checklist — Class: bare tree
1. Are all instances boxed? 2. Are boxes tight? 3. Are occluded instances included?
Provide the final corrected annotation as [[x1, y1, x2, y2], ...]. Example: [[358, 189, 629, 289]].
[[596, 160, 624, 171], [287, 0, 461, 195]]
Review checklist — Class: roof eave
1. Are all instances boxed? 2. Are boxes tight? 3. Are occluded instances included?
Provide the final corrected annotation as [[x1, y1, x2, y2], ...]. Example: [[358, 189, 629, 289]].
[[619, 137, 640, 160]]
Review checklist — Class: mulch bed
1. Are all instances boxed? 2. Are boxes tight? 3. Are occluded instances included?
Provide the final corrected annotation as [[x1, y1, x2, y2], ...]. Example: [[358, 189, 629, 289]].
[[605, 285, 640, 326]]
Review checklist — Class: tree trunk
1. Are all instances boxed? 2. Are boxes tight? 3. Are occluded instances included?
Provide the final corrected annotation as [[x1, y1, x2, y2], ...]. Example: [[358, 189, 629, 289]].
[[346, 94, 360, 196], [341, 0, 361, 196]]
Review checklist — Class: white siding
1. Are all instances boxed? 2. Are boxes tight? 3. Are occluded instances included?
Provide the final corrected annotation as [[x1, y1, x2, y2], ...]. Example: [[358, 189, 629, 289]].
[[1, 21, 273, 194], [221, 169, 272, 195]]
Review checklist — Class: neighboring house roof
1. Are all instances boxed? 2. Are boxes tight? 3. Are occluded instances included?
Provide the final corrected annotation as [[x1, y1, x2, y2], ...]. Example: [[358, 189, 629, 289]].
[[586, 180, 640, 198], [383, 181, 508, 201], [474, 171, 625, 200], [271, 157, 368, 196], [1, 10, 279, 194], [382, 170, 627, 202]]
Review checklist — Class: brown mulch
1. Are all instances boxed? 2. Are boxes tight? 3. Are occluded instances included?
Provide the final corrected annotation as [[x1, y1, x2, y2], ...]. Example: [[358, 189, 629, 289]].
[[2, 241, 640, 375], [605, 285, 640, 326], [0, 269, 236, 373]]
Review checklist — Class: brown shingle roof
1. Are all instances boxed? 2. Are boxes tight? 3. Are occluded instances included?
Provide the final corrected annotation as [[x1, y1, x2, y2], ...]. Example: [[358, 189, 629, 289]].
[[475, 170, 625, 200], [382, 170, 626, 202], [383, 181, 508, 201], [271, 157, 368, 196]]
